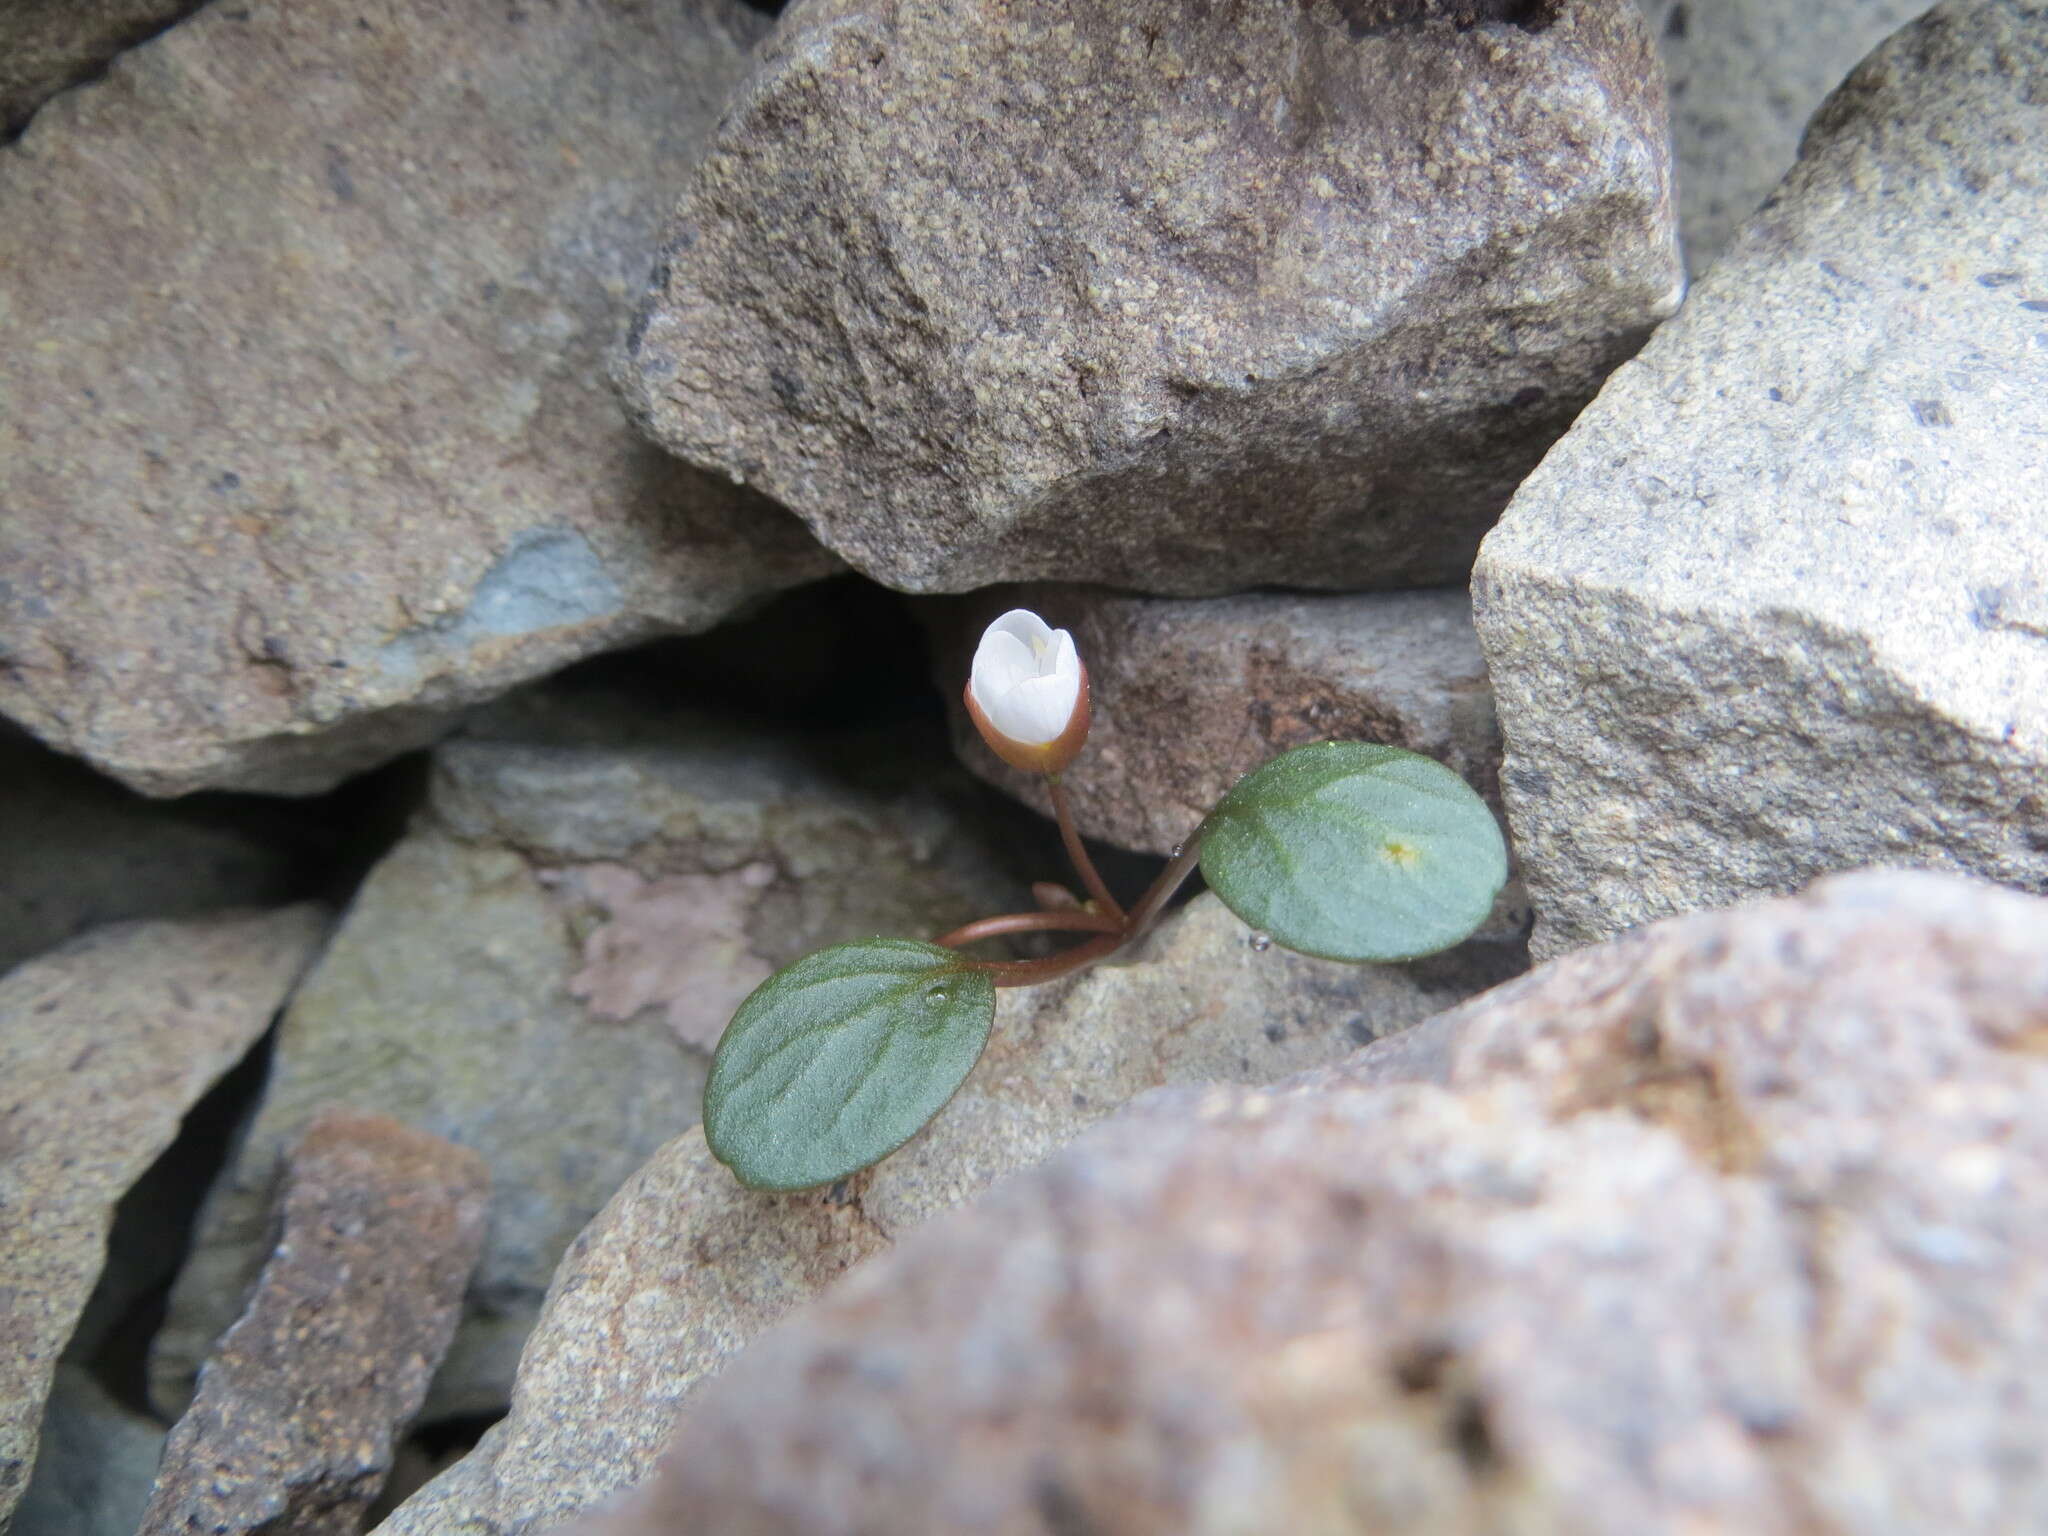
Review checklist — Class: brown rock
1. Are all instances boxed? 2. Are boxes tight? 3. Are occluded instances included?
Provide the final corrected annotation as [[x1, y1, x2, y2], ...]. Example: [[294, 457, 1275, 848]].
[[141, 1112, 487, 1536], [926, 585, 1504, 856], [568, 869, 2048, 1534], [0, 907, 326, 1532], [0, 0, 835, 797], [376, 889, 1526, 1536], [0, 0, 200, 137], [617, 0, 1682, 595], [153, 690, 1035, 1423]]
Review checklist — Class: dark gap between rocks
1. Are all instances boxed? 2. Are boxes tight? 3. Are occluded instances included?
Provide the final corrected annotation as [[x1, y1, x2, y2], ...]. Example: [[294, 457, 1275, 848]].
[[68, 1026, 279, 1418], [1320, 0, 1560, 37]]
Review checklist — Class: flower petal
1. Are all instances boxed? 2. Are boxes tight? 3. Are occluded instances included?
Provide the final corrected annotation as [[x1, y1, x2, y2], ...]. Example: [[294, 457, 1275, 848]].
[[971, 628, 1037, 703], [997, 669, 1082, 744], [985, 608, 1057, 659]]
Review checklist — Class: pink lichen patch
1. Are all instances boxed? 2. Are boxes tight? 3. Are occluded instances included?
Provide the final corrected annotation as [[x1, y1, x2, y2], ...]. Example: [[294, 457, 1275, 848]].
[[561, 861, 777, 1050]]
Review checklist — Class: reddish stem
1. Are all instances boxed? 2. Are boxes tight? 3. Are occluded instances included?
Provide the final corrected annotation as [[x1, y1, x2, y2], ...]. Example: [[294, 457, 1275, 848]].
[[963, 932, 1125, 989], [1119, 832, 1204, 948], [958, 828, 1205, 990], [1048, 775, 1124, 921], [935, 909, 1124, 948]]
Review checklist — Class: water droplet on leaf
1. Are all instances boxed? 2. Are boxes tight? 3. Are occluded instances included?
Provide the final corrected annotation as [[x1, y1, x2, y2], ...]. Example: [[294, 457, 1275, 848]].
[[924, 984, 950, 1006], [1249, 932, 1272, 952]]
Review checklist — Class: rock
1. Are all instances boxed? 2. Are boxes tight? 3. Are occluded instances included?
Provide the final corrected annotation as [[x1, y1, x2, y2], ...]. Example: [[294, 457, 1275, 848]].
[[1651, 0, 1935, 270], [571, 869, 2048, 1535], [153, 690, 1034, 1423], [11, 1367, 165, 1536], [1472, 0, 2048, 960], [926, 585, 1504, 856], [617, 0, 1682, 596], [376, 889, 1525, 1536], [0, 0, 836, 798], [0, 728, 334, 976], [0, 907, 325, 1533], [0, 0, 200, 137], [141, 1112, 487, 1536]]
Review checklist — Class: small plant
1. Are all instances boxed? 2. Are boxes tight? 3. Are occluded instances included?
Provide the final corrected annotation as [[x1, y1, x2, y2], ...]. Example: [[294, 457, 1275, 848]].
[[704, 608, 1507, 1191]]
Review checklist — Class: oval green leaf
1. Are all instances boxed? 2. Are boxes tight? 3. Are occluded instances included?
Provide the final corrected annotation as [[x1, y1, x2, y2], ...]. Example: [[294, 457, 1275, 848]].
[[1198, 742, 1507, 963], [704, 938, 996, 1191]]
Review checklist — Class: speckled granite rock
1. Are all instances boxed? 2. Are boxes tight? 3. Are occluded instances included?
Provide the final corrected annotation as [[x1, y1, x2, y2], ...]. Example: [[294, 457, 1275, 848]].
[[141, 1112, 487, 1536], [1474, 0, 2048, 959], [153, 688, 1031, 1424], [572, 869, 2048, 1535], [0, 908, 325, 1533], [618, 0, 1681, 595], [926, 586, 1503, 857], [1652, 0, 1935, 269], [0, 0, 835, 797], [373, 891, 1525, 1536], [0, 0, 201, 137]]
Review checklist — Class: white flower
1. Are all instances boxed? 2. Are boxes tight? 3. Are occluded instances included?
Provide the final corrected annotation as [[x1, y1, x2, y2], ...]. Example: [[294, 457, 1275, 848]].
[[965, 608, 1090, 774]]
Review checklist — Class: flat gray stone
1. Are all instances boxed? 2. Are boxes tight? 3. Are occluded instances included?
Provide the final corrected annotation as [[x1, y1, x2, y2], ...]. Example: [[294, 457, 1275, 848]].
[[1652, 0, 1936, 270], [1473, 0, 2048, 958], [152, 690, 1033, 1424], [0, 908, 325, 1532], [0, 0, 835, 797], [141, 1112, 488, 1536], [575, 869, 2048, 1535], [618, 0, 1681, 595], [374, 890, 1522, 1536]]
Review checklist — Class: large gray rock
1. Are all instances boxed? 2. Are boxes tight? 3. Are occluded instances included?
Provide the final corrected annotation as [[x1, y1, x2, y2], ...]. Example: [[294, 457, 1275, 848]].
[[1473, 0, 2048, 960], [142, 1113, 488, 1536], [618, 0, 1682, 595], [568, 869, 2048, 1535], [0, 0, 835, 797], [153, 690, 1033, 1423], [0, 0, 200, 137], [375, 891, 1524, 1536], [926, 585, 1503, 857], [1652, 0, 1936, 269], [0, 908, 325, 1533]]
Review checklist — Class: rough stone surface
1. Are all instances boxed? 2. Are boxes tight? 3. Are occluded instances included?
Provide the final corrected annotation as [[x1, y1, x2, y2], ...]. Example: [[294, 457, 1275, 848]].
[[927, 585, 1504, 856], [376, 889, 1525, 1536], [0, 0, 201, 137], [570, 869, 2048, 1535], [141, 1112, 487, 1536], [618, 0, 1682, 595], [154, 688, 1033, 1423], [0, 729, 331, 976], [0, 0, 836, 797], [1652, 0, 1935, 269], [1473, 0, 2048, 960], [0, 908, 325, 1533], [12, 1366, 166, 1536]]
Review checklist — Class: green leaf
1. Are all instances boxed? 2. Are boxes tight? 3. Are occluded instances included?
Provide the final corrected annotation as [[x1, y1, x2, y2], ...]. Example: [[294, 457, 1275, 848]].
[[703, 938, 996, 1191], [1198, 742, 1507, 963]]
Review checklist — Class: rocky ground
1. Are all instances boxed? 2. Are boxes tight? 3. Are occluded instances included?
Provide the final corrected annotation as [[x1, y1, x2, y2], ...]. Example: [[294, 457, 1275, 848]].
[[5, 1, 2043, 1533]]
